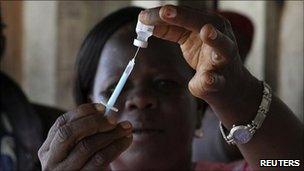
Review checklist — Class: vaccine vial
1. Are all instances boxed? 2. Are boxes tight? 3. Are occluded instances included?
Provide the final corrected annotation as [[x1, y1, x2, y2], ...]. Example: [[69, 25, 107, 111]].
[[133, 20, 154, 48], [104, 19, 153, 114]]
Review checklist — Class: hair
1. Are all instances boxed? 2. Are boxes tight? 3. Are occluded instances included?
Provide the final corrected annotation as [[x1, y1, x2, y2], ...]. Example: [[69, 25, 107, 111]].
[[74, 7, 143, 105]]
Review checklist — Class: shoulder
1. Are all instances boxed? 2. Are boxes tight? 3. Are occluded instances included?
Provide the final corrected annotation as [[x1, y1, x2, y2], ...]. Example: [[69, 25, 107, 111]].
[[194, 160, 251, 171]]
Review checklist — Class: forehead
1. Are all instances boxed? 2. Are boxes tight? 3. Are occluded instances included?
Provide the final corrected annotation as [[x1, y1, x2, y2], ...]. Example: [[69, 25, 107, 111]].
[[98, 22, 192, 80]]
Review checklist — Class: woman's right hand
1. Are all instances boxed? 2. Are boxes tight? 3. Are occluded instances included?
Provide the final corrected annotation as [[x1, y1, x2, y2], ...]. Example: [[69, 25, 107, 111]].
[[38, 103, 133, 171]]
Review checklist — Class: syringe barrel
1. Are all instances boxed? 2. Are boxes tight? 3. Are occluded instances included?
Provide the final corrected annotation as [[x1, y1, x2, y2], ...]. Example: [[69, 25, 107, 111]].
[[105, 59, 135, 113]]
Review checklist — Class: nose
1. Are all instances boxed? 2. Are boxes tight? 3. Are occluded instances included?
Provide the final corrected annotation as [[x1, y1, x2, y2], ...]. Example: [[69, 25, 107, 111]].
[[125, 89, 157, 110]]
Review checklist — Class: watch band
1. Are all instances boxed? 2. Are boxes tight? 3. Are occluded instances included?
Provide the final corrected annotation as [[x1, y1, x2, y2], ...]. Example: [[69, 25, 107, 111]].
[[220, 82, 272, 145]]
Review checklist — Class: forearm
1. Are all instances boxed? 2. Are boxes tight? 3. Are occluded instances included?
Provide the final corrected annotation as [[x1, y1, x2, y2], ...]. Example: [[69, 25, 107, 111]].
[[238, 95, 303, 169], [211, 73, 303, 169]]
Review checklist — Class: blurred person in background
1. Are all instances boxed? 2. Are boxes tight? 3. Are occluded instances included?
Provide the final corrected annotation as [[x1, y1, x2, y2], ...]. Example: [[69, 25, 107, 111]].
[[0, 7, 64, 170]]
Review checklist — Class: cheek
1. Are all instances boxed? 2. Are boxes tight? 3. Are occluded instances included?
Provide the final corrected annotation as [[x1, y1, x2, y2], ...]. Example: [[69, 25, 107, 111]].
[[91, 85, 102, 103], [162, 93, 197, 133]]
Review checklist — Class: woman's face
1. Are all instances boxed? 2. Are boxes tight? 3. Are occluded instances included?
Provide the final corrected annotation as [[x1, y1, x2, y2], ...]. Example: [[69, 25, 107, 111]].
[[91, 23, 199, 170]]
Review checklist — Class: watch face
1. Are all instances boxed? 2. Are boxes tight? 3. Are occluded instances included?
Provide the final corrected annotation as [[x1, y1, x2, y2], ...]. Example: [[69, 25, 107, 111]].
[[232, 126, 252, 144]]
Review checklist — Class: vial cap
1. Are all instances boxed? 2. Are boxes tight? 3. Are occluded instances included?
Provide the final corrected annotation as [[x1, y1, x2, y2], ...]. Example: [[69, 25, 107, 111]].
[[133, 39, 148, 48]]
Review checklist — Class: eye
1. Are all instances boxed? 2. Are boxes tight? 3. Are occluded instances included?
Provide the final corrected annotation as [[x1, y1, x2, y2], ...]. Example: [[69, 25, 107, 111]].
[[99, 84, 116, 99], [108, 86, 115, 94], [154, 79, 181, 93]]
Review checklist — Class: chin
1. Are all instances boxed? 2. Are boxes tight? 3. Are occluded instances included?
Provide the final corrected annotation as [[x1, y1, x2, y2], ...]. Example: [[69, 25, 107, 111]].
[[111, 143, 172, 170]]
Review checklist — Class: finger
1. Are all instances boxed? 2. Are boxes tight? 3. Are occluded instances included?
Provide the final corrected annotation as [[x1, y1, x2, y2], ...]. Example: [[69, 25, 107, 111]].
[[140, 5, 220, 33], [59, 121, 132, 170], [188, 71, 225, 99], [68, 103, 105, 122], [38, 111, 68, 159], [197, 43, 226, 72], [200, 24, 238, 66], [48, 112, 117, 163], [153, 25, 191, 45], [38, 103, 105, 155], [81, 135, 133, 171], [139, 7, 167, 26]]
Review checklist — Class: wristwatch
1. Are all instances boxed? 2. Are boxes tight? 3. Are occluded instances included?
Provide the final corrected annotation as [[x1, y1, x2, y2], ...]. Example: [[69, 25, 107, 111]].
[[220, 82, 272, 145]]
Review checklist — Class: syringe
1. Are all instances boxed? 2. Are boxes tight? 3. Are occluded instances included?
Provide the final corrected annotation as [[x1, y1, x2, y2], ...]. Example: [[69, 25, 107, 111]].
[[103, 18, 154, 114], [104, 47, 140, 114]]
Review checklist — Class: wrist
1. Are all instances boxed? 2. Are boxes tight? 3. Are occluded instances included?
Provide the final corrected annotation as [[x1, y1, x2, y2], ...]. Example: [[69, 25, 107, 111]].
[[210, 69, 263, 130], [219, 82, 272, 145]]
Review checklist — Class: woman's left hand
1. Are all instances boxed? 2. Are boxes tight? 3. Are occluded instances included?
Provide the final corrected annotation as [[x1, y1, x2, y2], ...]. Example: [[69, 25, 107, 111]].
[[139, 5, 262, 127]]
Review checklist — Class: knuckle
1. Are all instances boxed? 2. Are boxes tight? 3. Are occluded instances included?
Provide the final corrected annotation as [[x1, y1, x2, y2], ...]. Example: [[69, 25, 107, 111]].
[[189, 77, 202, 97], [48, 125, 57, 136], [57, 125, 72, 142], [56, 114, 67, 127], [37, 146, 45, 160], [177, 29, 191, 45], [188, 75, 209, 98], [93, 153, 106, 167], [202, 73, 217, 91], [78, 139, 91, 154], [188, 78, 198, 95]]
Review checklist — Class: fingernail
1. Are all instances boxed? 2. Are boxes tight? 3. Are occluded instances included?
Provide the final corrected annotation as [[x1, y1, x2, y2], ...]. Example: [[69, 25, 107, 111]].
[[94, 104, 104, 112], [164, 6, 177, 18], [209, 27, 217, 40], [106, 114, 117, 125], [121, 121, 131, 129], [211, 51, 221, 62]]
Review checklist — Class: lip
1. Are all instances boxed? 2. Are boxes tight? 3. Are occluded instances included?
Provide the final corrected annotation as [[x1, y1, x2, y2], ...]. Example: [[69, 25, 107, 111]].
[[132, 128, 165, 144]]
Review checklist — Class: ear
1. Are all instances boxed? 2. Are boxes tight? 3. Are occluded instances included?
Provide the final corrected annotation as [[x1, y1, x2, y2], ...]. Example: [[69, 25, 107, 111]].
[[195, 99, 208, 129]]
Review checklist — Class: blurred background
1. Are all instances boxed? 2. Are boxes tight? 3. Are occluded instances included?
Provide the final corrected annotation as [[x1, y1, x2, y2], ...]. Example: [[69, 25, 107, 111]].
[[1, 0, 303, 121]]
